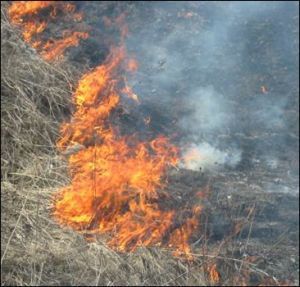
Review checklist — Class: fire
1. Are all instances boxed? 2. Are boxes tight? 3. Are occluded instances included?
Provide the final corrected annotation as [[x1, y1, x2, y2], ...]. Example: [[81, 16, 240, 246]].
[[8, 1, 54, 23], [22, 20, 47, 43], [41, 31, 89, 61], [208, 263, 220, 283], [8, 2, 202, 259], [54, 46, 178, 250], [168, 206, 202, 260], [8, 1, 89, 61], [54, 16, 201, 258]]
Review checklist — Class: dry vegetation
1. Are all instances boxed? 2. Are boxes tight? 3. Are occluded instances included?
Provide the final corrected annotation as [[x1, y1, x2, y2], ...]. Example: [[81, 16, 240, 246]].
[[1, 3, 298, 286], [1, 4, 74, 187], [1, 6, 208, 286]]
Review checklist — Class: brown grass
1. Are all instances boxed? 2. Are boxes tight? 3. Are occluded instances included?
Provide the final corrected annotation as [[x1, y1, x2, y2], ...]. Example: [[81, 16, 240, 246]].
[[1, 3, 298, 286], [1, 3, 74, 186], [1, 182, 209, 286], [1, 5, 208, 285]]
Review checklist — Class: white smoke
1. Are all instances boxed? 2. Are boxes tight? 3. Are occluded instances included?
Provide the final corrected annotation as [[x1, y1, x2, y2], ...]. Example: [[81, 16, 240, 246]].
[[125, 1, 298, 178], [180, 142, 241, 171], [178, 85, 232, 134]]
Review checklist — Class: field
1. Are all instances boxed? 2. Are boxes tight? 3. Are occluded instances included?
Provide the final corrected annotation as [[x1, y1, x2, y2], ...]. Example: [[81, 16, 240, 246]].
[[1, 2, 299, 286]]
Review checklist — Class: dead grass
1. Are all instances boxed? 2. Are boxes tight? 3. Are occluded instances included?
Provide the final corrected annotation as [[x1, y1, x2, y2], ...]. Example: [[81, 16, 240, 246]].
[[1, 3, 75, 186], [2, 178, 296, 286], [0, 182, 208, 286], [1, 3, 298, 286], [0, 5, 208, 285]]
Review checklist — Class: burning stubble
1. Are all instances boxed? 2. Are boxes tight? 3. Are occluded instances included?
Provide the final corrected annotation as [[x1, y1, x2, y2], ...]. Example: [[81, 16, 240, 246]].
[[7, 1, 206, 259], [7, 0, 298, 262], [52, 15, 202, 258], [8, 1, 89, 61]]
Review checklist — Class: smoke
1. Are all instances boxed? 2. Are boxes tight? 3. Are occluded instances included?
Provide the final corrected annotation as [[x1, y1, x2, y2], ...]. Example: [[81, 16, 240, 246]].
[[124, 1, 299, 173], [178, 86, 231, 135], [177, 86, 242, 170], [180, 142, 241, 171]]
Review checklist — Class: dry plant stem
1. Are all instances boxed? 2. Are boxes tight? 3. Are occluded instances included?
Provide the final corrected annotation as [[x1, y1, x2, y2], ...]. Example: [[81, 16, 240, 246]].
[[1, 2, 298, 286], [1, 193, 28, 266]]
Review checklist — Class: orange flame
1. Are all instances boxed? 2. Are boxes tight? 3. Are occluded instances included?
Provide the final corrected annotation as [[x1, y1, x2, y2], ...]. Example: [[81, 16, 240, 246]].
[[168, 206, 202, 260], [54, 47, 180, 251], [8, 2, 203, 258], [54, 16, 201, 258], [22, 20, 47, 42], [208, 263, 220, 283], [41, 31, 89, 61], [8, 1, 89, 61], [8, 1, 54, 24]]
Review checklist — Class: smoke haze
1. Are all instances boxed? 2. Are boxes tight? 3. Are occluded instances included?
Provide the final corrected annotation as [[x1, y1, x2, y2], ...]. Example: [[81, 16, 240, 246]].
[[123, 1, 298, 176]]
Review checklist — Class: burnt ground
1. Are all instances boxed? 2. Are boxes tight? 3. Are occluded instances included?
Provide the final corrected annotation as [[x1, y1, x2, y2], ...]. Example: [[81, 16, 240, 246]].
[[1, 1, 299, 286], [120, 4, 299, 284], [162, 163, 299, 285]]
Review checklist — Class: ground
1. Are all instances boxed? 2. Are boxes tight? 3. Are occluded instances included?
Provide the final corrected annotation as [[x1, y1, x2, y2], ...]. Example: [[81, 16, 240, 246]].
[[1, 1, 299, 286]]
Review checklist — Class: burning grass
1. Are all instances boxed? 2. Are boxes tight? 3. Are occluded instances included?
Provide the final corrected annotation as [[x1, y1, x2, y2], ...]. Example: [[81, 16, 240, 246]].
[[53, 38, 200, 258], [2, 173, 298, 286], [1, 4, 77, 186], [1, 2, 298, 286], [7, 1, 89, 62], [1, 182, 207, 286]]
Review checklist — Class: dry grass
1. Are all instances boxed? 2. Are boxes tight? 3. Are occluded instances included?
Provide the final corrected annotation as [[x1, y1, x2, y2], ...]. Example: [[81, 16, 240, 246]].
[[1, 182, 209, 286], [1, 3, 75, 186], [1, 5, 208, 286], [1, 3, 298, 286], [2, 179, 296, 286]]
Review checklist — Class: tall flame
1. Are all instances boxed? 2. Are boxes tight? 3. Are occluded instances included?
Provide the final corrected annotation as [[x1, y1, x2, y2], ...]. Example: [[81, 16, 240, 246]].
[[8, 2, 202, 259], [54, 16, 201, 258], [54, 45, 177, 250]]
